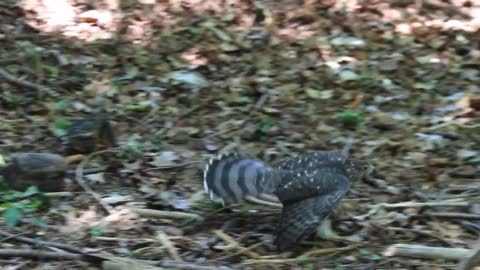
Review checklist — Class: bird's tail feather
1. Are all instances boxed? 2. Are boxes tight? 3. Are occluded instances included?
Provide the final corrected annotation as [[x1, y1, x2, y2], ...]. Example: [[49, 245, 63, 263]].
[[203, 154, 281, 205]]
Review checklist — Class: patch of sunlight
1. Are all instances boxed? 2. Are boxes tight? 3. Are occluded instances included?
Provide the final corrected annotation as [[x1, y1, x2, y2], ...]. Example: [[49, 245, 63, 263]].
[[396, 16, 480, 34], [21, 0, 76, 32], [181, 48, 209, 68]]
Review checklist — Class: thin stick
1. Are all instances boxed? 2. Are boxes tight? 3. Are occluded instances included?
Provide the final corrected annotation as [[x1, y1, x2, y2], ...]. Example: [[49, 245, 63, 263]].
[[161, 260, 234, 270], [102, 261, 164, 270], [131, 208, 203, 221], [245, 195, 282, 208], [214, 241, 267, 261], [75, 149, 115, 214], [44, 192, 74, 198], [0, 231, 82, 253], [425, 121, 480, 131], [457, 242, 480, 270], [0, 248, 81, 260], [303, 243, 365, 257], [0, 68, 55, 95], [384, 244, 473, 261], [242, 257, 318, 265], [144, 161, 200, 171], [213, 230, 260, 259], [383, 226, 453, 247], [156, 232, 182, 262], [259, 194, 280, 203], [372, 201, 469, 209], [424, 212, 480, 220]]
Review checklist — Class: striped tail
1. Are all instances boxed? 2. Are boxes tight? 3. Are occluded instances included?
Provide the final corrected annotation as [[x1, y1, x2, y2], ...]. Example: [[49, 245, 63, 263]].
[[203, 154, 282, 205]]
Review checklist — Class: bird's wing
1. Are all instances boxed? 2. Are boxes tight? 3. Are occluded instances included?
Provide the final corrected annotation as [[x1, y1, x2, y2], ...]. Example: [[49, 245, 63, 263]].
[[275, 151, 347, 171], [274, 166, 350, 204], [274, 178, 349, 251]]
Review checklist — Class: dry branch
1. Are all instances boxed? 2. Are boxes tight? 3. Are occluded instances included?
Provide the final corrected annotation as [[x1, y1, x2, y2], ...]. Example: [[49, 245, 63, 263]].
[[457, 243, 480, 270], [214, 230, 260, 259], [74, 149, 114, 214], [302, 243, 365, 257], [373, 201, 469, 209], [0, 68, 55, 95], [0, 231, 82, 253], [103, 261, 165, 270], [384, 244, 473, 261], [0, 248, 81, 260], [156, 232, 182, 262], [245, 195, 282, 208], [425, 212, 480, 220], [131, 208, 203, 221]]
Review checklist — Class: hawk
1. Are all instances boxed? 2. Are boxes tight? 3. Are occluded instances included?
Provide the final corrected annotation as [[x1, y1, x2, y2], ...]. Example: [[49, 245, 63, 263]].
[[203, 140, 367, 251]]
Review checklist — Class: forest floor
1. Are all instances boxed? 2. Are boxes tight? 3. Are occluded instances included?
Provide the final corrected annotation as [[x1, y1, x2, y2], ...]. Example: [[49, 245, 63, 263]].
[[0, 0, 480, 269]]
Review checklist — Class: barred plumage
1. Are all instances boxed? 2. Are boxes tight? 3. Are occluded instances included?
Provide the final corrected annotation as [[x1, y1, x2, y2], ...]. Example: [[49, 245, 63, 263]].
[[203, 140, 367, 251]]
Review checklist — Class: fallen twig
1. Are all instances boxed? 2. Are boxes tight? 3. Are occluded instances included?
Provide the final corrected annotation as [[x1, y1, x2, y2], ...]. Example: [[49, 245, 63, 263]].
[[371, 201, 469, 209], [0, 68, 55, 96], [161, 259, 233, 270], [457, 241, 480, 270], [144, 161, 200, 171], [384, 244, 473, 261], [242, 257, 318, 265], [0, 248, 81, 260], [423, 212, 480, 220], [44, 191, 74, 198], [381, 226, 454, 246], [214, 230, 260, 259], [75, 149, 115, 214], [245, 195, 282, 208], [103, 260, 165, 270], [156, 232, 182, 262], [214, 241, 267, 261], [259, 194, 280, 203], [302, 243, 365, 257], [131, 208, 203, 221], [425, 121, 480, 131], [0, 230, 82, 253]]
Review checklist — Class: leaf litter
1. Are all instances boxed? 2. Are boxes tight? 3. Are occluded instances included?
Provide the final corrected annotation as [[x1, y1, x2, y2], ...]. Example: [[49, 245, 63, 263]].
[[0, 0, 479, 269]]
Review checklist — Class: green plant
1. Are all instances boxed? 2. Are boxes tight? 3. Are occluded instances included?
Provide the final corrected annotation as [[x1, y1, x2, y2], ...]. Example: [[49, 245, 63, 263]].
[[117, 135, 145, 160], [338, 110, 362, 126], [0, 186, 48, 228]]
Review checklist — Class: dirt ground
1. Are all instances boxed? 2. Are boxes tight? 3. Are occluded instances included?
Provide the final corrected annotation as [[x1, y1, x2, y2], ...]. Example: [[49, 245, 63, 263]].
[[0, 0, 480, 269]]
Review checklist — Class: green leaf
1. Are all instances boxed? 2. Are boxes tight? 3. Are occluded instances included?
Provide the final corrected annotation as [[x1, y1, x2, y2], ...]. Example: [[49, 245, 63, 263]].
[[227, 96, 252, 106], [53, 100, 71, 110], [90, 226, 103, 237], [21, 186, 40, 198], [28, 199, 45, 209], [466, 156, 480, 165], [45, 66, 60, 78], [295, 255, 309, 261], [338, 111, 362, 126], [188, 27, 201, 34], [53, 117, 71, 137], [54, 117, 71, 129], [4, 207, 23, 228], [256, 119, 271, 135], [126, 101, 152, 111]]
